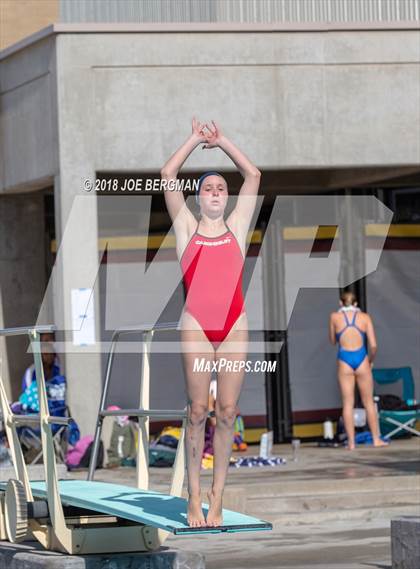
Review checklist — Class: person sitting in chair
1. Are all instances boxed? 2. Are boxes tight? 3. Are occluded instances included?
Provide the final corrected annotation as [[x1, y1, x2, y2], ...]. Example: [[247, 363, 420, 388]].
[[12, 342, 79, 448], [14, 342, 65, 417], [21, 332, 60, 391]]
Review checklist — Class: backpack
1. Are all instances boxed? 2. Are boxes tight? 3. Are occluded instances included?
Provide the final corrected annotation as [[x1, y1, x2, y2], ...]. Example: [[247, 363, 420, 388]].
[[107, 422, 136, 467], [66, 435, 103, 470], [379, 394, 405, 411], [79, 440, 104, 469]]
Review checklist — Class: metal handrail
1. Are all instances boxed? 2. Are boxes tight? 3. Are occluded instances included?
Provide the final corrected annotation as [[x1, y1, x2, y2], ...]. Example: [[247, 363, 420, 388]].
[[8, 414, 72, 426], [111, 322, 179, 335], [0, 325, 68, 428], [0, 325, 56, 337], [87, 322, 181, 481], [100, 409, 187, 419], [0, 325, 67, 512]]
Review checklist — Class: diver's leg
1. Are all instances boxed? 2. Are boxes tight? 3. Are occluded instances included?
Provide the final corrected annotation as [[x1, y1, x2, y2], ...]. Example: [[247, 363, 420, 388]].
[[181, 312, 214, 527], [207, 313, 248, 526]]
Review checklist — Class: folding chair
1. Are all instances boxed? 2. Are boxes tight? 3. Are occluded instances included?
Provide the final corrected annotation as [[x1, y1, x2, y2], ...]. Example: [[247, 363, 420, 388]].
[[373, 367, 420, 439], [19, 405, 77, 465]]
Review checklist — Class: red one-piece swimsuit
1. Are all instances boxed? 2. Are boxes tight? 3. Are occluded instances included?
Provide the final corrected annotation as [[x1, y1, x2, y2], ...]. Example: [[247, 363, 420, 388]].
[[180, 223, 245, 349]]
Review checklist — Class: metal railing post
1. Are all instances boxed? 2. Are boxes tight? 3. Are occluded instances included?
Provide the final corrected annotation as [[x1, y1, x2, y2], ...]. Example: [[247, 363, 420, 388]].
[[87, 322, 179, 481], [87, 330, 120, 481], [136, 330, 154, 490]]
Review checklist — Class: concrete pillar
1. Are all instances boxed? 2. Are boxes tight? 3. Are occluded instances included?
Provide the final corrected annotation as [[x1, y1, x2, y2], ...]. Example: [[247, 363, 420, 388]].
[[44, 41, 103, 436], [261, 217, 292, 443], [0, 193, 46, 400], [339, 191, 366, 294], [391, 516, 420, 569], [49, 174, 101, 437]]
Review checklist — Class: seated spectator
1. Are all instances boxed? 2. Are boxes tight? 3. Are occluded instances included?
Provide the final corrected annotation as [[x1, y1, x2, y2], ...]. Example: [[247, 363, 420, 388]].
[[21, 332, 60, 391], [11, 343, 79, 446], [14, 342, 65, 416]]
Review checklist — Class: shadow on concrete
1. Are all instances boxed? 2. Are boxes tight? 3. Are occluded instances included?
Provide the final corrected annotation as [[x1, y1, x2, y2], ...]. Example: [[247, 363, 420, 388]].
[[0, 540, 62, 556], [349, 458, 420, 475], [361, 563, 392, 569]]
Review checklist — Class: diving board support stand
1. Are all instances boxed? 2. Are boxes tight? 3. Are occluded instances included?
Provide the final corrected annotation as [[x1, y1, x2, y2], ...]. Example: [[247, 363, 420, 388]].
[[0, 323, 186, 553], [0, 326, 74, 550], [88, 322, 185, 485], [86, 323, 187, 547], [138, 329, 153, 492], [29, 328, 72, 550]]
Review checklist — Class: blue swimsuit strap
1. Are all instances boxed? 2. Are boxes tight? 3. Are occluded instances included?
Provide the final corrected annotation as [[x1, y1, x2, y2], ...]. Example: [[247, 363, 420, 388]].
[[350, 311, 366, 337], [336, 312, 349, 340], [336, 311, 366, 343]]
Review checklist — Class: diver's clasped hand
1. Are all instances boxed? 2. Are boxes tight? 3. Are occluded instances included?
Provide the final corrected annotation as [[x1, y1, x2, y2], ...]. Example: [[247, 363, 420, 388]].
[[191, 117, 224, 149]]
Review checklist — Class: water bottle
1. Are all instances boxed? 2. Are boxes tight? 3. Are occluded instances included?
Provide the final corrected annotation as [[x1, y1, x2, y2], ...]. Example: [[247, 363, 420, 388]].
[[259, 431, 273, 459], [323, 418, 334, 440], [291, 439, 300, 462], [259, 433, 268, 459], [353, 408, 367, 428], [117, 435, 124, 458]]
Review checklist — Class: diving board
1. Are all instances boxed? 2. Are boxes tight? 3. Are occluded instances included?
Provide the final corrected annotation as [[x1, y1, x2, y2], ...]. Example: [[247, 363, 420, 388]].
[[10, 480, 272, 535], [0, 325, 272, 555]]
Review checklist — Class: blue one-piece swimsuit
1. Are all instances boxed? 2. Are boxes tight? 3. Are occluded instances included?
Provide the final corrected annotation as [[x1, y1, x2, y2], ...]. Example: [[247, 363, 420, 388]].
[[336, 311, 368, 370]]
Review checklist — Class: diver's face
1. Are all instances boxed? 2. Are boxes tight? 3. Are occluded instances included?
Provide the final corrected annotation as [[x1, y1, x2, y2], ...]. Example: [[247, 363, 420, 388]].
[[199, 176, 228, 218]]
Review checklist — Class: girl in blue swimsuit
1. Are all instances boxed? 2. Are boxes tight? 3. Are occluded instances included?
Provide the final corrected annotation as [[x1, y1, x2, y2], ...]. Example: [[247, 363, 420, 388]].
[[330, 291, 388, 450]]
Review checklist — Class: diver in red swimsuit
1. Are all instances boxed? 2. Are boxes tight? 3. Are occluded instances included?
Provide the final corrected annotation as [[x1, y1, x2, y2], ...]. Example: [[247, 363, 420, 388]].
[[181, 212, 245, 349], [161, 118, 260, 528]]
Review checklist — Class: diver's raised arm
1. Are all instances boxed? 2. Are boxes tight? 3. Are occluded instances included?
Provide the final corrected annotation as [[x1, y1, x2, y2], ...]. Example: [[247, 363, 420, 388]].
[[204, 121, 260, 228], [161, 118, 206, 226], [204, 121, 261, 186]]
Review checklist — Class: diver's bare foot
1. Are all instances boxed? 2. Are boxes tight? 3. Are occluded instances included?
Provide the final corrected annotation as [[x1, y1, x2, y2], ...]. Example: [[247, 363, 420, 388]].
[[206, 489, 223, 527], [187, 495, 206, 527], [346, 442, 356, 451], [373, 439, 389, 448]]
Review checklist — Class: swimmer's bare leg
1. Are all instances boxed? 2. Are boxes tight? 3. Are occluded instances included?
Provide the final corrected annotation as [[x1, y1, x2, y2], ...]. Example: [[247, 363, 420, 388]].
[[356, 360, 389, 448], [181, 318, 214, 527], [208, 316, 248, 526], [337, 362, 356, 450]]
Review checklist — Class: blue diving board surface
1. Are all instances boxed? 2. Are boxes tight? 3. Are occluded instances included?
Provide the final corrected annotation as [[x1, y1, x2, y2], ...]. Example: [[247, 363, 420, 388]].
[[6, 480, 272, 535]]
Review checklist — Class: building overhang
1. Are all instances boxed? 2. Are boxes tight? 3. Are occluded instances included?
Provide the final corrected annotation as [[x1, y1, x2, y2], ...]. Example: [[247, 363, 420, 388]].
[[1, 20, 419, 61]]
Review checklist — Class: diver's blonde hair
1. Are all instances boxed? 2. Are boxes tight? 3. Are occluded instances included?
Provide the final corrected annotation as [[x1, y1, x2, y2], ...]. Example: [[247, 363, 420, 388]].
[[340, 291, 357, 307]]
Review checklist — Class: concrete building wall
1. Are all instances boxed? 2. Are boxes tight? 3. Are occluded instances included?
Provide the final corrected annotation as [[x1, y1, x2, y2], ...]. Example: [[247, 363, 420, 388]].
[[0, 36, 58, 193], [2, 27, 419, 193], [0, 30, 102, 434], [0, 33, 59, 401], [0, 0, 58, 50], [0, 193, 46, 400], [57, 29, 420, 173]]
